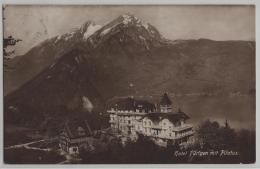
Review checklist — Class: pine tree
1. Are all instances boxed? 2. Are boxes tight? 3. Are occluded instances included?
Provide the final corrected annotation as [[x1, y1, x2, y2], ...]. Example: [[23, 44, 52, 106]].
[[3, 6, 22, 70]]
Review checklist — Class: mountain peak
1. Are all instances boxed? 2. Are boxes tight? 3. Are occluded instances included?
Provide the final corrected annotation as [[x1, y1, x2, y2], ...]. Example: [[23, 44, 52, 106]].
[[81, 13, 163, 50], [119, 13, 141, 24], [116, 13, 149, 29], [97, 14, 160, 39]]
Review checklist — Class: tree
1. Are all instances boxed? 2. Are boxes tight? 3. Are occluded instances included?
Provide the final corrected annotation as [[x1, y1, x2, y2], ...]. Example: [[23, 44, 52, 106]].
[[3, 36, 22, 57], [197, 119, 220, 149], [197, 119, 236, 150], [3, 6, 22, 70]]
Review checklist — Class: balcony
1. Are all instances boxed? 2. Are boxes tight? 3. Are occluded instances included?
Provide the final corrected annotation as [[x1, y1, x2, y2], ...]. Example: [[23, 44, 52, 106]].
[[172, 124, 193, 132], [151, 125, 162, 130], [174, 130, 194, 139], [107, 109, 116, 113], [148, 130, 194, 140]]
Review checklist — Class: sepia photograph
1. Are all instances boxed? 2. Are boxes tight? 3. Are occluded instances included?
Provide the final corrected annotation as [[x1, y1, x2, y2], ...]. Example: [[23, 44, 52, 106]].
[[2, 4, 256, 164]]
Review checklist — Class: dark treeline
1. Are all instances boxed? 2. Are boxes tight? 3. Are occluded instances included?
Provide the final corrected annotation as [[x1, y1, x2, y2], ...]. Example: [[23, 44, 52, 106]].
[[79, 119, 255, 164]]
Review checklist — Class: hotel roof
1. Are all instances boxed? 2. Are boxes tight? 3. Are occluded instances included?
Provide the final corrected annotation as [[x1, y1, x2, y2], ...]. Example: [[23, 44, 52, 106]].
[[108, 97, 156, 113]]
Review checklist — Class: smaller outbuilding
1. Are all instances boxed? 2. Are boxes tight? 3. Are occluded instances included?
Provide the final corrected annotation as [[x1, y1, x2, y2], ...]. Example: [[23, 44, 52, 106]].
[[59, 119, 94, 155]]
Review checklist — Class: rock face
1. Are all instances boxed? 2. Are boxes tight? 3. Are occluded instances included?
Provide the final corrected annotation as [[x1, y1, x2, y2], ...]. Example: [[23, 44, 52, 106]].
[[4, 14, 255, 129]]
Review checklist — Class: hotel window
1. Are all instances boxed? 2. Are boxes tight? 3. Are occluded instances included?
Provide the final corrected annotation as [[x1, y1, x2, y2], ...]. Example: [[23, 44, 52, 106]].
[[149, 121, 151, 126]]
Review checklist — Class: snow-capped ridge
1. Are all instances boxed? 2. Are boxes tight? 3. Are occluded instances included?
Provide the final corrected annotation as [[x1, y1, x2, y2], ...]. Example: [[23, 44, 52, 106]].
[[79, 21, 102, 40], [121, 14, 135, 24], [80, 20, 95, 33], [83, 24, 102, 40], [118, 13, 150, 29], [52, 14, 161, 50], [98, 14, 159, 38], [100, 23, 119, 36], [54, 30, 77, 43]]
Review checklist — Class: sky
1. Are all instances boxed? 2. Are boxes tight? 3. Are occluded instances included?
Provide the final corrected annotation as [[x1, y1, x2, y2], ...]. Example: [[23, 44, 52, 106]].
[[4, 5, 255, 56]]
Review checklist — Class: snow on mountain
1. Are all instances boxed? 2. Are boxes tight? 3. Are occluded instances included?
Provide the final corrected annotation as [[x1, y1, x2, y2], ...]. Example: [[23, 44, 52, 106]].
[[54, 21, 103, 44], [83, 24, 102, 40], [120, 14, 151, 33], [100, 23, 119, 36], [122, 14, 133, 24], [51, 14, 161, 50], [54, 31, 77, 43], [101, 26, 113, 35], [121, 14, 148, 28], [139, 35, 149, 50], [85, 13, 163, 51], [98, 14, 155, 36]]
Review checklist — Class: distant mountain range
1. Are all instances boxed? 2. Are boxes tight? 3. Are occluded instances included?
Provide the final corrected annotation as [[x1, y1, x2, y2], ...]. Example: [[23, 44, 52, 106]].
[[4, 14, 255, 129]]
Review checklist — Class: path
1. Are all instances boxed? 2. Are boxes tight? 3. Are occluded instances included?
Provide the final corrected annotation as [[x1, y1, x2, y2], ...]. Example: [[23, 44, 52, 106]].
[[4, 139, 52, 152]]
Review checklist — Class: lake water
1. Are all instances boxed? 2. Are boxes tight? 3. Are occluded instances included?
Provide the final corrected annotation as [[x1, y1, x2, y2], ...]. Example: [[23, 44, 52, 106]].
[[170, 95, 255, 130]]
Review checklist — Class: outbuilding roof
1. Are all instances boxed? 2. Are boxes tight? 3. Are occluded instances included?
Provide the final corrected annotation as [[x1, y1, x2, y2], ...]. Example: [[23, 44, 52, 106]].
[[63, 119, 93, 139]]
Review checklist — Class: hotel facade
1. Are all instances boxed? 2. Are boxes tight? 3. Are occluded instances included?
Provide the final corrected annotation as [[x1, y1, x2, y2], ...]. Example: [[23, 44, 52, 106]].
[[107, 93, 194, 147]]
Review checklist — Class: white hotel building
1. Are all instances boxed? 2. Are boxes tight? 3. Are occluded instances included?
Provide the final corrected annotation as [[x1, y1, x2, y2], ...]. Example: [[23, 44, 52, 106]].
[[107, 93, 194, 147]]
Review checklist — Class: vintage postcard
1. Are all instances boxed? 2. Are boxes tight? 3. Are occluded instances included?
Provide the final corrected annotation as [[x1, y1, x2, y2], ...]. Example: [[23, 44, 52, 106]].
[[3, 4, 256, 165]]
